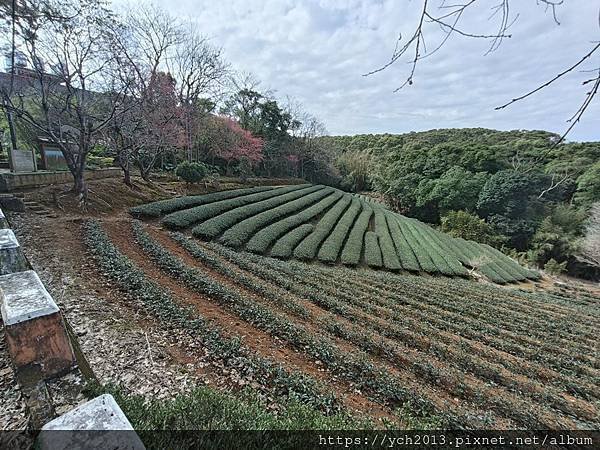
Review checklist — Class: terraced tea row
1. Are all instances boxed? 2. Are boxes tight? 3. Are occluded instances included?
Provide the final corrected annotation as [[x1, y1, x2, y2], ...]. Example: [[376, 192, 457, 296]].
[[86, 218, 600, 429], [131, 185, 538, 284]]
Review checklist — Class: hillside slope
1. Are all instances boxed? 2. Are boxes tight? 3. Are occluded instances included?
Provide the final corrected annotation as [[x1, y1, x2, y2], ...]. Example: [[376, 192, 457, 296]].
[[131, 184, 538, 284]]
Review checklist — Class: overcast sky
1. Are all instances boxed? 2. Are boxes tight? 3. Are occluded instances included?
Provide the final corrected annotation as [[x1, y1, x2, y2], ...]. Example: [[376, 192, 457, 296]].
[[115, 0, 600, 141]]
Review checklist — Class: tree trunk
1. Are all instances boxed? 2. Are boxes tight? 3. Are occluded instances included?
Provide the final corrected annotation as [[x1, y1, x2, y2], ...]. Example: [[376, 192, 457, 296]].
[[123, 167, 132, 186], [72, 166, 87, 203]]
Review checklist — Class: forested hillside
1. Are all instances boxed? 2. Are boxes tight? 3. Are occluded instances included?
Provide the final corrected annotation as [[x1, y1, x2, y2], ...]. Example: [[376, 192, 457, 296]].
[[320, 128, 600, 278]]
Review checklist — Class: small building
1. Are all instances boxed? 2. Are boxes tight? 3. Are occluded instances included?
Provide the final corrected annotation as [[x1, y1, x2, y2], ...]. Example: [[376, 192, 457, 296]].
[[37, 137, 69, 171]]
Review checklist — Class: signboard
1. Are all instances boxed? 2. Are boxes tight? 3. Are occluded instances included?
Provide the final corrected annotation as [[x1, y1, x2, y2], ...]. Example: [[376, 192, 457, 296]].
[[9, 147, 36, 172]]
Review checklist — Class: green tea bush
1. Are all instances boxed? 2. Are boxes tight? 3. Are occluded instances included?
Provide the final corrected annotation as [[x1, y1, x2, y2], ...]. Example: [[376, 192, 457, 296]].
[[317, 198, 361, 263], [364, 232, 383, 267], [397, 219, 437, 273], [340, 204, 372, 266], [84, 220, 337, 412], [246, 191, 341, 253], [193, 185, 320, 240], [293, 195, 352, 260], [374, 208, 401, 270], [220, 187, 334, 248], [387, 214, 420, 272], [130, 186, 274, 218], [270, 224, 314, 258], [162, 185, 308, 229]]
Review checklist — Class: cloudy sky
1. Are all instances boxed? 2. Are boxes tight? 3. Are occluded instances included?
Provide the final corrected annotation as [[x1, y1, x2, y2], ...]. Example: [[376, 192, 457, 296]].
[[115, 0, 600, 141]]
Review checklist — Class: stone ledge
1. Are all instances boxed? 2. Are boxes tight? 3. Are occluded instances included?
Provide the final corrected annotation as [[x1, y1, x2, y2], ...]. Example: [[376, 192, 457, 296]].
[[0, 228, 19, 249], [0, 270, 58, 325], [1, 270, 76, 384], [39, 394, 145, 450]]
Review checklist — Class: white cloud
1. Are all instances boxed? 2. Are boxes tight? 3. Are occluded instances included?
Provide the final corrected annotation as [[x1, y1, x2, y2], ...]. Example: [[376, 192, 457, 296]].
[[112, 0, 600, 140]]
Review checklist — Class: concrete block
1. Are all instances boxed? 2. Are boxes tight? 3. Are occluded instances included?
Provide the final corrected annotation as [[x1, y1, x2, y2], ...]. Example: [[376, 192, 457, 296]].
[[39, 394, 145, 450], [0, 229, 29, 274], [0, 228, 19, 249], [0, 270, 76, 384]]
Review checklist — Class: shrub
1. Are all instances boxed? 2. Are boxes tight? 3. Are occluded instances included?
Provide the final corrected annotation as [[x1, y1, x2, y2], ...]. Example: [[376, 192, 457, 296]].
[[191, 185, 318, 239], [293, 195, 352, 260], [340, 204, 373, 266], [544, 258, 567, 275], [317, 198, 361, 263], [246, 191, 342, 254], [364, 232, 382, 267], [218, 187, 332, 248], [175, 161, 208, 184], [271, 224, 315, 258], [162, 185, 308, 230], [441, 210, 506, 247]]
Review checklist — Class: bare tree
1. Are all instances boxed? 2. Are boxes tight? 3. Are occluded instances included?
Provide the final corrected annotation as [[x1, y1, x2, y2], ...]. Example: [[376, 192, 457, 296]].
[[367, 1, 600, 143], [578, 203, 600, 269], [169, 25, 229, 162], [1, 0, 128, 203], [107, 3, 183, 182], [107, 5, 228, 180]]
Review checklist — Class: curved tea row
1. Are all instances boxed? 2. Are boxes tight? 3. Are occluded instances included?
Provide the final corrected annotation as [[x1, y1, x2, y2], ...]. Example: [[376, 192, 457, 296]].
[[130, 184, 538, 284]]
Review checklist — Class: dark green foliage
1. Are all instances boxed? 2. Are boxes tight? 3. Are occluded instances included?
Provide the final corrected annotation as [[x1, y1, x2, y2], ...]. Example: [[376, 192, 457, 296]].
[[320, 129, 600, 275], [175, 161, 207, 184], [220, 187, 334, 248], [317, 198, 361, 263], [397, 218, 437, 273], [544, 258, 568, 275], [387, 214, 421, 272], [575, 161, 600, 206], [340, 204, 372, 266], [528, 204, 586, 269], [193, 185, 320, 240], [364, 232, 382, 267], [270, 224, 314, 258], [246, 191, 342, 253], [293, 195, 352, 260], [476, 170, 545, 250], [129, 186, 274, 218], [441, 210, 505, 246], [417, 166, 487, 215], [163, 185, 310, 229], [374, 207, 402, 270]]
